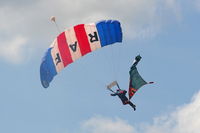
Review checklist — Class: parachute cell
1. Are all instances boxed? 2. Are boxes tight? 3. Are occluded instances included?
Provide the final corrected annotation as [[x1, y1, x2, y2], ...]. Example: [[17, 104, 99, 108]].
[[40, 20, 123, 88]]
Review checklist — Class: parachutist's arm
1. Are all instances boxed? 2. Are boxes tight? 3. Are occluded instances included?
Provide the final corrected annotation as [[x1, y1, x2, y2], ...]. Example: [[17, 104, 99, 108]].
[[131, 55, 142, 70], [133, 60, 139, 67], [111, 93, 117, 96], [124, 90, 127, 94], [133, 55, 141, 66]]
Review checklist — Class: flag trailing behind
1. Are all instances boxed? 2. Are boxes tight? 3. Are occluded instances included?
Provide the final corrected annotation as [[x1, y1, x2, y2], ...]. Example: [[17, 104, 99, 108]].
[[128, 67, 147, 100], [128, 55, 153, 100], [40, 20, 123, 88]]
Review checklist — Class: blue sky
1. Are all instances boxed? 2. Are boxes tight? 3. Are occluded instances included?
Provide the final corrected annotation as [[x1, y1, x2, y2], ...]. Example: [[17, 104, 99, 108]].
[[0, 0, 200, 133]]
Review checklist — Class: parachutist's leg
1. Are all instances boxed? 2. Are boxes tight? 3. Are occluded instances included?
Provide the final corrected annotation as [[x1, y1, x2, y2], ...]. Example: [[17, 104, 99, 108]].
[[128, 101, 136, 111]]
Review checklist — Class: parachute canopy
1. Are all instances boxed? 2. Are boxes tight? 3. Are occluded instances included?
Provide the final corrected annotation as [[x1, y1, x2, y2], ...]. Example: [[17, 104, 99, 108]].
[[40, 20, 123, 88]]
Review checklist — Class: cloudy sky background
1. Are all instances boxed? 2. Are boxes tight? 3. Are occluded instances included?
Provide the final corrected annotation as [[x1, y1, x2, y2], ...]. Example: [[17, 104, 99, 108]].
[[0, 0, 200, 133]]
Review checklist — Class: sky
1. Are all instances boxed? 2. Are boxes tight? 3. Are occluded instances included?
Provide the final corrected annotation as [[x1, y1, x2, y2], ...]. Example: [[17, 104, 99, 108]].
[[0, 0, 200, 133]]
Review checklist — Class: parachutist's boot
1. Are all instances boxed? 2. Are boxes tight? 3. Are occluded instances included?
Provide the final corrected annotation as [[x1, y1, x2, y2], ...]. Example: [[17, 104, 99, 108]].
[[133, 106, 136, 111], [129, 102, 136, 111], [132, 104, 136, 111]]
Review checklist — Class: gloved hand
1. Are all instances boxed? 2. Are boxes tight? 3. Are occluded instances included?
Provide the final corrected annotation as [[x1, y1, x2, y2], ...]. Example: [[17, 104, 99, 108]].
[[135, 55, 142, 62], [110, 94, 116, 96]]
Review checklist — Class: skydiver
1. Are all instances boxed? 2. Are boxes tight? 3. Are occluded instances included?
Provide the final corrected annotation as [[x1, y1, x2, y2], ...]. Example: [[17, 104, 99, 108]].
[[109, 55, 141, 111], [110, 89, 136, 111], [109, 55, 153, 111]]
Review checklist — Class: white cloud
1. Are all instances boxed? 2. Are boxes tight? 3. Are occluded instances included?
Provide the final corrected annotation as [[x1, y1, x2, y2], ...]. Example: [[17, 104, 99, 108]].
[[164, 0, 182, 20], [194, 0, 200, 11], [81, 90, 200, 133], [143, 91, 200, 133], [0, 0, 182, 64], [81, 116, 137, 133], [0, 35, 28, 64]]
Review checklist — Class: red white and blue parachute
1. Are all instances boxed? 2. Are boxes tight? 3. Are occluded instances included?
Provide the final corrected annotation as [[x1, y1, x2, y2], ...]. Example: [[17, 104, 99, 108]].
[[40, 20, 123, 88]]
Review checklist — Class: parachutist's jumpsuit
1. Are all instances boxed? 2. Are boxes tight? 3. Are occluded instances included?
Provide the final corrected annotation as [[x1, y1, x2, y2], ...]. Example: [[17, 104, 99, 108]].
[[111, 89, 136, 111]]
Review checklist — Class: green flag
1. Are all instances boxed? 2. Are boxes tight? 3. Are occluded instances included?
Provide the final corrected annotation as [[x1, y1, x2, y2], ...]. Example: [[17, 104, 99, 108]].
[[128, 55, 148, 99]]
